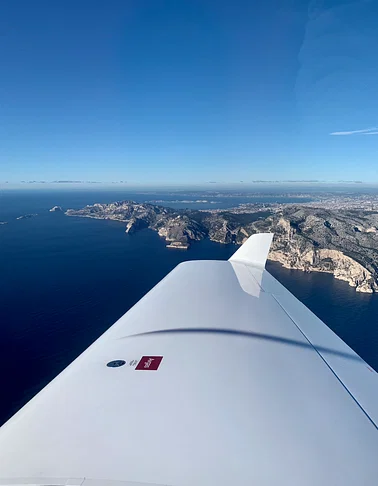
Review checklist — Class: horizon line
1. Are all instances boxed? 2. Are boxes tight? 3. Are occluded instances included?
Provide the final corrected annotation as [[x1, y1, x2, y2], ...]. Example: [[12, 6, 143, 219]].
[[0, 180, 373, 186]]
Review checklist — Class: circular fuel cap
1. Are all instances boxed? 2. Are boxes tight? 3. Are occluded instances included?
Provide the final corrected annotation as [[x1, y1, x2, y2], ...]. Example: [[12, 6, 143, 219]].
[[106, 360, 126, 368]]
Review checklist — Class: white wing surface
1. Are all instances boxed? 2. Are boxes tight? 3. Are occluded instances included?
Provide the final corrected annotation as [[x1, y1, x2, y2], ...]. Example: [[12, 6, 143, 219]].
[[1, 233, 378, 486]]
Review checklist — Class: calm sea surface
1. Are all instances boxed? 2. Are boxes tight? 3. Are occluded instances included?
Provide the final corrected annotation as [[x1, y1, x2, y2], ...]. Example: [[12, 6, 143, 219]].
[[1, 189, 378, 426]]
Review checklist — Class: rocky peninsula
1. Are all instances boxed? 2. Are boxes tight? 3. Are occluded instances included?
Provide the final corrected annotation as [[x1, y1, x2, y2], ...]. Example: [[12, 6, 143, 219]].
[[65, 201, 378, 293]]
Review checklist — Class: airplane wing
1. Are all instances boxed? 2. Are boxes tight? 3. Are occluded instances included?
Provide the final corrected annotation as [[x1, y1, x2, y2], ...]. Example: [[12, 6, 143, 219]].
[[1, 233, 378, 486]]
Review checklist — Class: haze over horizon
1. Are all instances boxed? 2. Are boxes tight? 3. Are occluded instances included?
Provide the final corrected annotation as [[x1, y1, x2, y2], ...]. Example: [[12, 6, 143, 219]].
[[3, 180, 378, 193], [2, 0, 378, 184]]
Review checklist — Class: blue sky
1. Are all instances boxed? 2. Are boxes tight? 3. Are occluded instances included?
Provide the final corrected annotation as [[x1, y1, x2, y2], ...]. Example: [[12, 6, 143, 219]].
[[1, 0, 378, 185]]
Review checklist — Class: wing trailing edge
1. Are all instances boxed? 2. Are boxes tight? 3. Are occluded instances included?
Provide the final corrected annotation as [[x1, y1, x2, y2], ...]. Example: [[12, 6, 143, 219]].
[[229, 232, 273, 268]]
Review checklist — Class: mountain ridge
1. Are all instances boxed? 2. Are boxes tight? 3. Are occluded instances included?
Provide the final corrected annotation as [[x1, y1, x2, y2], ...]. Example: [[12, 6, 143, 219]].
[[65, 200, 378, 293]]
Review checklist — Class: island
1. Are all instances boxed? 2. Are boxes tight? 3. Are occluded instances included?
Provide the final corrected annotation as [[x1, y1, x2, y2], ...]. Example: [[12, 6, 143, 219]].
[[166, 241, 189, 249], [65, 200, 378, 293], [16, 214, 37, 220]]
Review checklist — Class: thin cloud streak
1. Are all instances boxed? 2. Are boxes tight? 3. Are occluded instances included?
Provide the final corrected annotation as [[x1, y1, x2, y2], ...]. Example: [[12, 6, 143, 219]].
[[330, 127, 378, 136]]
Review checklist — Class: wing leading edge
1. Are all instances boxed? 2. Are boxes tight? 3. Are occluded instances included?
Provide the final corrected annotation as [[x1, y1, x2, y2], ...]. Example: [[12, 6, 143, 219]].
[[0, 233, 378, 486]]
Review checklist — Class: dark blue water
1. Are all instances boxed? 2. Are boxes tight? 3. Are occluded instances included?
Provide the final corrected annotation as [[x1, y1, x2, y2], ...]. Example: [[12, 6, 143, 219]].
[[1, 190, 378, 426], [0, 188, 313, 215]]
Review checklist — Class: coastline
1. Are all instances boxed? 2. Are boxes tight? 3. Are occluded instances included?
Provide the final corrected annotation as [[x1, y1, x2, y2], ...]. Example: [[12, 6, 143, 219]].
[[63, 200, 378, 293]]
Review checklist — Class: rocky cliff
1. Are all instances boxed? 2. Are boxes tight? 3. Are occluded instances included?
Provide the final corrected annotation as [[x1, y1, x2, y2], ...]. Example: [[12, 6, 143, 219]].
[[66, 201, 206, 247], [65, 201, 378, 292], [243, 207, 378, 293]]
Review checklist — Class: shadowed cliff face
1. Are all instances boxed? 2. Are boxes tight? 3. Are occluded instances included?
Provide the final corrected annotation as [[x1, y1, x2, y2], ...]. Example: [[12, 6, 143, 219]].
[[66, 201, 378, 293], [244, 207, 378, 293]]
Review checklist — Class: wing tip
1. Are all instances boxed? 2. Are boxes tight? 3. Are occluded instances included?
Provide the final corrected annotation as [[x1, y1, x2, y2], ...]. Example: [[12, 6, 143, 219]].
[[229, 232, 274, 268]]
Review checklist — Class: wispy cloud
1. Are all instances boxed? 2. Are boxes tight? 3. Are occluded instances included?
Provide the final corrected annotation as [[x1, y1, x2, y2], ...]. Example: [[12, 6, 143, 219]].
[[330, 127, 378, 136]]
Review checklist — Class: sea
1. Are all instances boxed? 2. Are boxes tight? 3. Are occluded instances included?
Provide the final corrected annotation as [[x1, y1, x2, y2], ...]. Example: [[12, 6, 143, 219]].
[[1, 188, 378, 426]]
